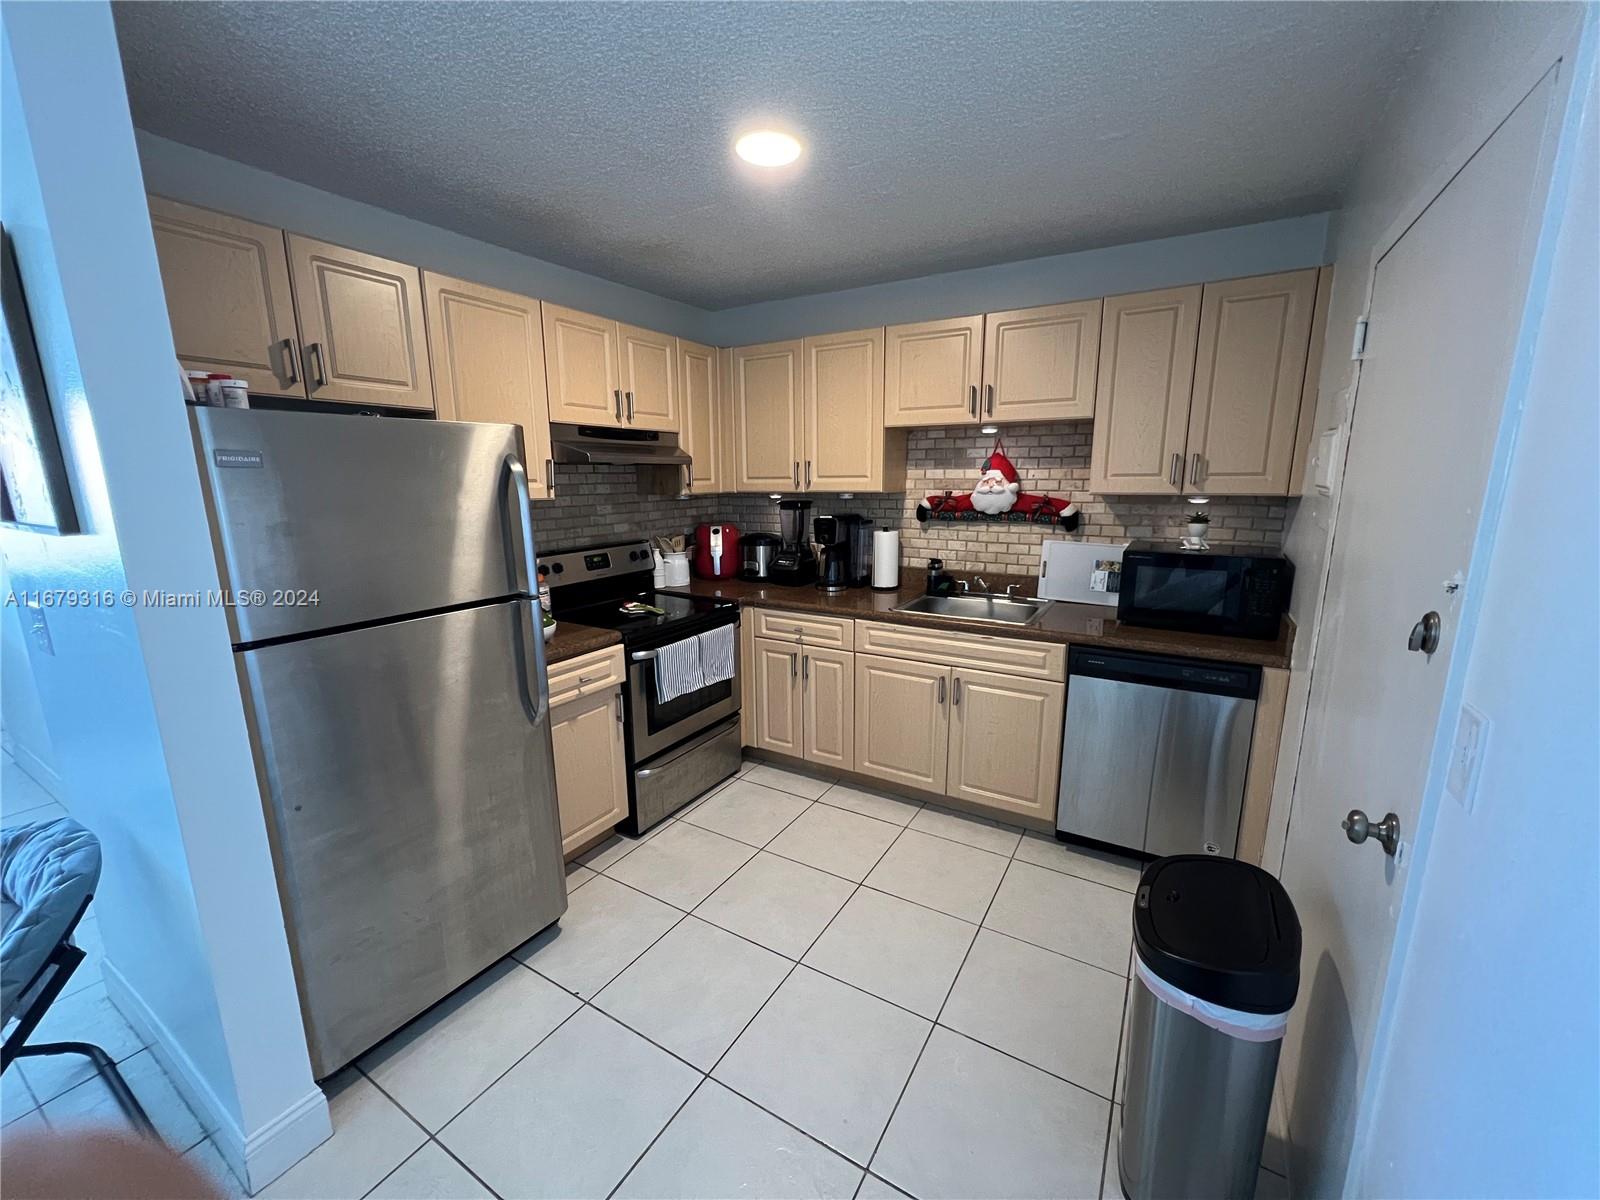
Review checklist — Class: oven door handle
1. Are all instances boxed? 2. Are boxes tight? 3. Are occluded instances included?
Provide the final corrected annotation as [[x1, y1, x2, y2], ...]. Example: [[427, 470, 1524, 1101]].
[[631, 649, 659, 662]]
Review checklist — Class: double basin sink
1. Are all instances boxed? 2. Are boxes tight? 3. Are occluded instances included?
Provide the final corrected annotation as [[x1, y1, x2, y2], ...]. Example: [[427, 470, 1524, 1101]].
[[893, 591, 1051, 627]]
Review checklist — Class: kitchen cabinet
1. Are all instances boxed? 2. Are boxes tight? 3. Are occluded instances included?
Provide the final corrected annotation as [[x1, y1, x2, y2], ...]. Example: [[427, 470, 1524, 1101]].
[[551, 687, 629, 858], [751, 636, 804, 756], [731, 340, 804, 491], [945, 668, 1065, 822], [148, 197, 304, 397], [1089, 270, 1319, 496], [678, 339, 722, 493], [801, 645, 855, 771], [1185, 269, 1318, 494], [286, 234, 434, 410], [1089, 285, 1203, 495], [424, 273, 553, 499], [541, 304, 679, 431], [1289, 266, 1335, 496], [884, 316, 985, 427], [853, 653, 951, 794], [982, 300, 1102, 423]]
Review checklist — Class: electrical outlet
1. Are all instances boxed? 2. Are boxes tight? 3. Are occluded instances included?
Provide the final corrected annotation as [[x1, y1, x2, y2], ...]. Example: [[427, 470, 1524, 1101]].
[[1446, 703, 1489, 812]]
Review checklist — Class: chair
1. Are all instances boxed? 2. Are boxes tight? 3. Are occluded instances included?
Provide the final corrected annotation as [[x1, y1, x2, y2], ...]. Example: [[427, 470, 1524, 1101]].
[[1, 817, 154, 1135]]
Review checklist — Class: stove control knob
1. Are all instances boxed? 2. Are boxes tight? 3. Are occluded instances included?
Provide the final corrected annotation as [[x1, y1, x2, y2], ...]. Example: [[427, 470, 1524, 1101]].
[[551, 562, 564, 575]]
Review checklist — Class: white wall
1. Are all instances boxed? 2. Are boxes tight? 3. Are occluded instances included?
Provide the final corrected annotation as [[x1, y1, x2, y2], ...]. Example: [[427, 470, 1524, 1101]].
[[1, 4, 327, 1188], [705, 214, 1330, 344], [1359, 25, 1598, 1196], [1262, 1, 1587, 874], [136, 132, 717, 345], [1, 573, 58, 790]]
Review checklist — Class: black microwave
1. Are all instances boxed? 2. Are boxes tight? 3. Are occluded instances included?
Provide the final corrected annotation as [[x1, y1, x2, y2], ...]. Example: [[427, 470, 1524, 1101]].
[[1117, 542, 1293, 640]]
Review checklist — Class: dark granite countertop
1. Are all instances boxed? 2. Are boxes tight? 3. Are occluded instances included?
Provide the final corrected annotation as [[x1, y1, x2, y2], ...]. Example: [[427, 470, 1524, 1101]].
[[666, 575, 1293, 670], [545, 622, 622, 665]]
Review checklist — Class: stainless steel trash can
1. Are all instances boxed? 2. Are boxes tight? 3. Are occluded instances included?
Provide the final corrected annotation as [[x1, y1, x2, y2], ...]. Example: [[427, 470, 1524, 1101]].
[[1118, 856, 1301, 1200]]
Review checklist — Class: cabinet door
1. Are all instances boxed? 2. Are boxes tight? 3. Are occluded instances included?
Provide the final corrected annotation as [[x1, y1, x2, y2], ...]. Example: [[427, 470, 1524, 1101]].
[[286, 234, 433, 410], [541, 303, 621, 425], [752, 637, 802, 756], [802, 645, 855, 771], [424, 273, 553, 498], [617, 323, 678, 431], [678, 339, 721, 492], [1186, 269, 1318, 495], [982, 300, 1101, 423], [717, 347, 738, 488], [854, 653, 949, 793], [884, 316, 983, 427], [1089, 285, 1202, 495], [946, 669, 1065, 823], [551, 688, 629, 857], [732, 341, 803, 491], [149, 197, 304, 397], [804, 327, 885, 491]]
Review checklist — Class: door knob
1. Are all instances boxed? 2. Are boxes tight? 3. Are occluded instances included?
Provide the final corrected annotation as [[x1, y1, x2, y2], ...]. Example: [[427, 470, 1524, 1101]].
[[1343, 809, 1400, 856], [1408, 611, 1442, 654]]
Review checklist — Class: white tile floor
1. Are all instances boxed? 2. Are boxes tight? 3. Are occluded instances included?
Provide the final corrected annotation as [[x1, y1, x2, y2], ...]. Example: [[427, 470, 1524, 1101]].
[[1, 752, 1291, 1198]]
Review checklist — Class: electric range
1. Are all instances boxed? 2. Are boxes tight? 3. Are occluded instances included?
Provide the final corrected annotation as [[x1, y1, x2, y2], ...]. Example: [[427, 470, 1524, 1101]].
[[540, 539, 741, 834]]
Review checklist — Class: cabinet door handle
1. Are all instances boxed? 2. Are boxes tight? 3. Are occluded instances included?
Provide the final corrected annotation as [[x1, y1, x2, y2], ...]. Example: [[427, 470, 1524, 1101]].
[[802, 653, 809, 684], [793, 461, 800, 489], [614, 693, 624, 723], [805, 460, 812, 488], [626, 390, 635, 421], [985, 384, 995, 416], [953, 677, 962, 705], [1190, 453, 1202, 488], [613, 389, 622, 421], [280, 337, 300, 385], [790, 652, 797, 680], [938, 676, 946, 705], [546, 459, 555, 498], [968, 384, 978, 418], [1169, 453, 1181, 486], [307, 343, 327, 389]]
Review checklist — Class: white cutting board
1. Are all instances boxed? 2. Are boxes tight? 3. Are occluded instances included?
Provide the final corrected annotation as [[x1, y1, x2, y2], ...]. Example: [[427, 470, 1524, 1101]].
[[1037, 540, 1129, 606]]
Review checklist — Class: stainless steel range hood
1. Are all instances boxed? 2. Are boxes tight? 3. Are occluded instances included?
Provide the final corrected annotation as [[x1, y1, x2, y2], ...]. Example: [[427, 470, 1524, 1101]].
[[550, 423, 690, 466]]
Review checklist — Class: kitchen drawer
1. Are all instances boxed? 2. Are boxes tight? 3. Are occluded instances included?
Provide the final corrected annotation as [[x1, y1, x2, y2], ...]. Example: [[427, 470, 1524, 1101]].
[[547, 645, 625, 709], [854, 620, 1066, 682], [749, 608, 855, 650]]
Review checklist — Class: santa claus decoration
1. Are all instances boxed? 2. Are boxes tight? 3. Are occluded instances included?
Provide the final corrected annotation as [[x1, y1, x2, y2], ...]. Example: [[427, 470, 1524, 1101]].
[[917, 439, 1081, 531]]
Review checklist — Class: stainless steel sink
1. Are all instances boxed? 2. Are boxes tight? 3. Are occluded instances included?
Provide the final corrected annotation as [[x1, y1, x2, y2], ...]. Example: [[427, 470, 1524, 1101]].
[[893, 592, 1050, 626]]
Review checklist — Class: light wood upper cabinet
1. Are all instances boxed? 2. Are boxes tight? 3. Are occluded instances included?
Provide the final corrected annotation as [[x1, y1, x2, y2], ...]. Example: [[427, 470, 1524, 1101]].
[[802, 645, 855, 771], [1090, 285, 1203, 495], [732, 340, 804, 491], [804, 327, 888, 491], [148, 197, 305, 397], [717, 347, 738, 490], [551, 684, 629, 857], [541, 303, 621, 425], [617, 323, 678, 430], [854, 653, 950, 794], [424, 273, 553, 498], [982, 299, 1102, 423], [286, 235, 433, 410], [678, 339, 721, 493], [752, 637, 803, 756], [884, 316, 984, 427], [1289, 266, 1334, 496], [1186, 269, 1318, 495], [946, 669, 1064, 822]]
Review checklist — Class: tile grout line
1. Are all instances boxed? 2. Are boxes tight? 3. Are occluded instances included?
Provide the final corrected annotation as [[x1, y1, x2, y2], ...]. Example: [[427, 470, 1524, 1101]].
[[355, 1064, 507, 1200]]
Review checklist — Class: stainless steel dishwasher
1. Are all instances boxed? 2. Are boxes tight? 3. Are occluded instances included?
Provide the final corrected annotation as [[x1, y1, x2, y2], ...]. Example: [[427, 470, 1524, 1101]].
[[1056, 647, 1260, 858]]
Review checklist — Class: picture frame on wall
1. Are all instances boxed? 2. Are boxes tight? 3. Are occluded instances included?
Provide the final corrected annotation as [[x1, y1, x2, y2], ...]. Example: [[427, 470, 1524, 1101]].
[[0, 225, 79, 535]]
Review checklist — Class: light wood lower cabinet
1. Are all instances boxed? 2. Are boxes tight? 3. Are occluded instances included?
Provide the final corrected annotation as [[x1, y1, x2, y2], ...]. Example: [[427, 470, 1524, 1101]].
[[802, 646, 855, 771], [946, 669, 1065, 822], [751, 637, 803, 756], [551, 683, 629, 858], [853, 654, 951, 794]]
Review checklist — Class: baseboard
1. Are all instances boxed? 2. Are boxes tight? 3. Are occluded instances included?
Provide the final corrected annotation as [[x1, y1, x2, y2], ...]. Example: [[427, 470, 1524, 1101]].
[[2, 737, 63, 800], [103, 960, 330, 1194]]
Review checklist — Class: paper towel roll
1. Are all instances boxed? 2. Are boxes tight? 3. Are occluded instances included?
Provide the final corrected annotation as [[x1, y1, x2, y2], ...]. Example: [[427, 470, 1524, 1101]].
[[872, 529, 901, 589]]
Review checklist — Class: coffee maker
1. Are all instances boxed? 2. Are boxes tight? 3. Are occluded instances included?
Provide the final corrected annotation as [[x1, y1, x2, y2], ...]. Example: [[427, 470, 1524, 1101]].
[[815, 514, 873, 591], [770, 499, 816, 586]]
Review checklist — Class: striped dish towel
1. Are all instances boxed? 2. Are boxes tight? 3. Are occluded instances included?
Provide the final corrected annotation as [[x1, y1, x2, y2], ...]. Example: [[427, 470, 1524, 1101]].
[[698, 624, 737, 686], [653, 636, 706, 703]]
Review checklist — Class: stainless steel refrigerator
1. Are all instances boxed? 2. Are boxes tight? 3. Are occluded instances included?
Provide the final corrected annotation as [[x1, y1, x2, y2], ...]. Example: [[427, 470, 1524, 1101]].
[[191, 407, 565, 1078]]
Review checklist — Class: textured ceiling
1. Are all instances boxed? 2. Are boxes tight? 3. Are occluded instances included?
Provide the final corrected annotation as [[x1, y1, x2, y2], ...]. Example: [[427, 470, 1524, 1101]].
[[113, 1, 1431, 309]]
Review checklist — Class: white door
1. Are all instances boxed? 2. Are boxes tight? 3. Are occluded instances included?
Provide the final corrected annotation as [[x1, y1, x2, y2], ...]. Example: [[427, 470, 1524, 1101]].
[[1277, 71, 1560, 1196]]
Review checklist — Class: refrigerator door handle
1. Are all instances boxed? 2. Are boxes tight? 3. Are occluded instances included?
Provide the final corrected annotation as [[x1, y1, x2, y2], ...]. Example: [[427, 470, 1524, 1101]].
[[506, 456, 550, 726]]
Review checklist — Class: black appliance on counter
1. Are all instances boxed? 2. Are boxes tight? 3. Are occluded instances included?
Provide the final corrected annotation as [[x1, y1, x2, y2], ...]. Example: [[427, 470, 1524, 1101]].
[[1116, 542, 1293, 641], [740, 532, 781, 580], [540, 539, 740, 834], [770, 499, 816, 586], [815, 514, 873, 591]]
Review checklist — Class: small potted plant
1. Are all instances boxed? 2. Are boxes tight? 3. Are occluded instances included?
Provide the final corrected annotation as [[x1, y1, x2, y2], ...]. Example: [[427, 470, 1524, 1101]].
[[1186, 510, 1211, 545]]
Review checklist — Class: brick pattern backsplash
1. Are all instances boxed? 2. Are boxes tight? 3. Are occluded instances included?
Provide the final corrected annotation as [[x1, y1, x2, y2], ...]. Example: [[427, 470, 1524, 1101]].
[[534, 424, 1289, 577]]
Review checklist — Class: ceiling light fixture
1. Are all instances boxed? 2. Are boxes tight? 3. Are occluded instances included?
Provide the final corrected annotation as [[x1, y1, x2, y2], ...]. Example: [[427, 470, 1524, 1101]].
[[736, 130, 803, 167]]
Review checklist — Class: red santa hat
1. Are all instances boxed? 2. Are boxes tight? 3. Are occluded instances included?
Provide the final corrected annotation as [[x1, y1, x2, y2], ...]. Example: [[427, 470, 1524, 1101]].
[[980, 446, 1019, 484]]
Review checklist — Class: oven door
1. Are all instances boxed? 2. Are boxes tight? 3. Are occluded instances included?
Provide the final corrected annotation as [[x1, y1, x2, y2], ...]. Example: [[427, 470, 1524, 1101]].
[[626, 626, 742, 761]]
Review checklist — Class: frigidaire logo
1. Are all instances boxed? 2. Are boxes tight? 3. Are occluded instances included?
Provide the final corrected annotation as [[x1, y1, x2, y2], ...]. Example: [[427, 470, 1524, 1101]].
[[213, 449, 264, 469]]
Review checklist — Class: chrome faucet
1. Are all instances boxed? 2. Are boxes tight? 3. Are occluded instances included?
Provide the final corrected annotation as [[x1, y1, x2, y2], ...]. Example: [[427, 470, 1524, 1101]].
[[1003, 583, 1023, 599], [971, 575, 990, 594]]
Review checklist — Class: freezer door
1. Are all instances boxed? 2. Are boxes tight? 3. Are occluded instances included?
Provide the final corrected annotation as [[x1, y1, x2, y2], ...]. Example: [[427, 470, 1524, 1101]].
[[1058, 674, 1166, 850], [192, 407, 529, 643], [1144, 689, 1256, 858], [239, 599, 564, 1077]]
